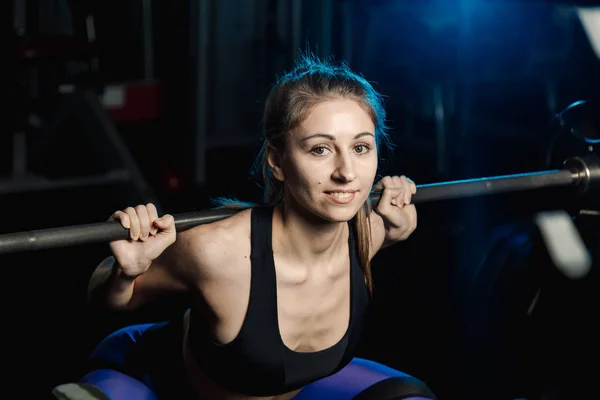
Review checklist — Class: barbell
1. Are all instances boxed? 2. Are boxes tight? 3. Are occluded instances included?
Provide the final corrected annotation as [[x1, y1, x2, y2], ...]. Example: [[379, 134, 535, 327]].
[[0, 102, 598, 255]]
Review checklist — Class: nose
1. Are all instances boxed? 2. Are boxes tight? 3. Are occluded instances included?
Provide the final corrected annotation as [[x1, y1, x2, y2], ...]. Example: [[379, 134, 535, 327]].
[[331, 153, 356, 183]]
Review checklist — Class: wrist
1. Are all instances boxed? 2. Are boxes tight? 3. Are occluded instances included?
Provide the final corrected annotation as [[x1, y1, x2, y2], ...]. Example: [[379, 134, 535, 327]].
[[110, 261, 145, 282]]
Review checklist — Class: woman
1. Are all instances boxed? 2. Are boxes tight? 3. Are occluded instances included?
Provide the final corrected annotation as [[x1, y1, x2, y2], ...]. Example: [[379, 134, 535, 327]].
[[66, 54, 435, 400]]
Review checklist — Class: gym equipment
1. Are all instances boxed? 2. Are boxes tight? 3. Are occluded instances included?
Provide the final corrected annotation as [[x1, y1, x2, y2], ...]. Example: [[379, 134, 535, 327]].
[[0, 102, 597, 255]]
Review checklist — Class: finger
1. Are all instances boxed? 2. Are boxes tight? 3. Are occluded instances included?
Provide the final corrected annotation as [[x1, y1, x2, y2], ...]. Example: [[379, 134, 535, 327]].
[[400, 176, 411, 205], [146, 203, 159, 236], [375, 176, 398, 215], [124, 207, 140, 241], [154, 214, 176, 235], [391, 176, 405, 206], [407, 177, 417, 195], [135, 205, 151, 241], [372, 177, 386, 192], [110, 210, 130, 229]]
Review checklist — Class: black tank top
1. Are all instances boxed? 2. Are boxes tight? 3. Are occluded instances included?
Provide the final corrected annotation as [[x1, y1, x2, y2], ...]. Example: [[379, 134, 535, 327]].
[[188, 205, 372, 396]]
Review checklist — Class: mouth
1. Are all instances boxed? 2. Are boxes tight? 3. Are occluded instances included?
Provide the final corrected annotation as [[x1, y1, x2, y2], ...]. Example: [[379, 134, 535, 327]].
[[324, 190, 358, 204]]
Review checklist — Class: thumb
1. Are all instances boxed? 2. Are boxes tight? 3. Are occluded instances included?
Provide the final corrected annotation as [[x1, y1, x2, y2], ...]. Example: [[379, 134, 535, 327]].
[[153, 214, 175, 233]]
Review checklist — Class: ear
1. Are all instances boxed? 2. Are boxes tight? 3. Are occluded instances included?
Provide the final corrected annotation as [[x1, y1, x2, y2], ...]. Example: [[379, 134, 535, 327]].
[[267, 146, 285, 181]]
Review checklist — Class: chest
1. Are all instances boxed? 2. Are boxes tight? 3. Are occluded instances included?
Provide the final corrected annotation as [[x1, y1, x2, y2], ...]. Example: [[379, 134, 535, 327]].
[[187, 247, 371, 395], [273, 254, 351, 352], [201, 249, 353, 348]]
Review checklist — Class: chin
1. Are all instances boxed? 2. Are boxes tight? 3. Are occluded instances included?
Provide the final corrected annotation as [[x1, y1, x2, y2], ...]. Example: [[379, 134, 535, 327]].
[[318, 203, 363, 223]]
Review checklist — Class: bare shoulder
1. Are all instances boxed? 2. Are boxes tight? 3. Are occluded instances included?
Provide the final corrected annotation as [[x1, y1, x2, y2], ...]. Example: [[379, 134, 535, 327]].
[[176, 208, 252, 279]]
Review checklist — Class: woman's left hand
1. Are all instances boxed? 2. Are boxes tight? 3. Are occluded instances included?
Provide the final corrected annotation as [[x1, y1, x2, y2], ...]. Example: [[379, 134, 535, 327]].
[[372, 175, 418, 242]]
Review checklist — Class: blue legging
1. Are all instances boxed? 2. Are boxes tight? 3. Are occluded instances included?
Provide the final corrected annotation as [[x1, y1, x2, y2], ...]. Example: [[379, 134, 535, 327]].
[[79, 322, 436, 400]]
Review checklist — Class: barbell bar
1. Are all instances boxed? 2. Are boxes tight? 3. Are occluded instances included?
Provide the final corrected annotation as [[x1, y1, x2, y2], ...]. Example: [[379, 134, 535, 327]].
[[0, 153, 597, 255]]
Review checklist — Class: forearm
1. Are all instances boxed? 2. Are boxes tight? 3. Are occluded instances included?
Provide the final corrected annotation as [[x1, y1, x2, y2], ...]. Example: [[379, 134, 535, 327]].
[[87, 256, 139, 310]]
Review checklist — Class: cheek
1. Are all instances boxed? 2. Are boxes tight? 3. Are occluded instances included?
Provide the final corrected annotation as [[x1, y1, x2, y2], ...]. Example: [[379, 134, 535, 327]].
[[286, 161, 330, 199], [297, 164, 328, 188], [285, 158, 319, 186], [358, 155, 378, 180]]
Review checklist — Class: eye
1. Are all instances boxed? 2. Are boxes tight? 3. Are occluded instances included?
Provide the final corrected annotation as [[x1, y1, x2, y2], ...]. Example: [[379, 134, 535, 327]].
[[311, 146, 331, 156], [354, 143, 372, 154]]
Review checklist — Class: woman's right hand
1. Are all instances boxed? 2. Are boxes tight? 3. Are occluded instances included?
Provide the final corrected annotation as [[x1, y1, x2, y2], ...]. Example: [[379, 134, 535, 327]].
[[108, 203, 176, 279]]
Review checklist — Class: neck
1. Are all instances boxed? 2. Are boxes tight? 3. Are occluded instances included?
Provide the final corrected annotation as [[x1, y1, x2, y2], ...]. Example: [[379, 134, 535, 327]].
[[272, 201, 348, 264]]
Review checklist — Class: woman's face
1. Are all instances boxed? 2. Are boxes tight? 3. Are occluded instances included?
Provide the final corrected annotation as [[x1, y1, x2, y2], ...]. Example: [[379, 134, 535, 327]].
[[270, 98, 378, 222]]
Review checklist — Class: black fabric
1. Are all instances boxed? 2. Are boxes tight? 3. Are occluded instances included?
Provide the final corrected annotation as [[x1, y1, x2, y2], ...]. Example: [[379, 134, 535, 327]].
[[352, 376, 437, 400], [188, 205, 372, 396]]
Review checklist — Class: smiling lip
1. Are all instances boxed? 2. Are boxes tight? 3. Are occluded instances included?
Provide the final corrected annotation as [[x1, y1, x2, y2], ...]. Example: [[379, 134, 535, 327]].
[[324, 190, 358, 204]]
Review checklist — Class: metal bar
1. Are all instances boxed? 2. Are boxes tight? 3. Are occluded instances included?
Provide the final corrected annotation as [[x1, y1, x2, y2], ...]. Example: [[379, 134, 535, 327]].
[[0, 167, 581, 255], [191, 0, 211, 186], [406, 168, 577, 204], [0, 208, 240, 255]]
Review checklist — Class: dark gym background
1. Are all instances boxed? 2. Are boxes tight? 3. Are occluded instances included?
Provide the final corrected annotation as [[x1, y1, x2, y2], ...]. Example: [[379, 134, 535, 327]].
[[2, 0, 600, 399]]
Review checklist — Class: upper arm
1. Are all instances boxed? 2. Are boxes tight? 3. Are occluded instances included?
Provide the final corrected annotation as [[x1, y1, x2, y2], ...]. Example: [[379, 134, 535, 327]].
[[126, 231, 197, 309], [127, 210, 249, 309]]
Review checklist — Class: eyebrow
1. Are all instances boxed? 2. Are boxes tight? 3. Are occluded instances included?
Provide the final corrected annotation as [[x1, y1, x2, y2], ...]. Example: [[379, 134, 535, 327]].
[[301, 132, 375, 142]]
